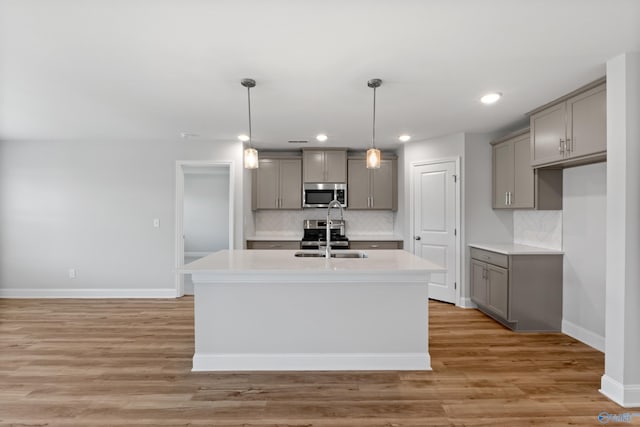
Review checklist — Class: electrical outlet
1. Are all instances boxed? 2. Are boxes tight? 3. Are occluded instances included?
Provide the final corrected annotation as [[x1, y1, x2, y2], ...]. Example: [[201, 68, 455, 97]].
[[153, 218, 160, 228], [68, 269, 76, 279]]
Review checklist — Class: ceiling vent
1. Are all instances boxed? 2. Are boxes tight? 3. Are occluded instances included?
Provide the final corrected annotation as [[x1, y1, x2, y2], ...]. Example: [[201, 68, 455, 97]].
[[288, 140, 308, 144]]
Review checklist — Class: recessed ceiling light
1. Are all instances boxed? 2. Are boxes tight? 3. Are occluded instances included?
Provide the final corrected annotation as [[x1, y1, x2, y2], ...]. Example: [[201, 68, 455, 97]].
[[316, 134, 328, 142], [481, 92, 502, 104], [398, 134, 411, 142], [237, 134, 250, 142]]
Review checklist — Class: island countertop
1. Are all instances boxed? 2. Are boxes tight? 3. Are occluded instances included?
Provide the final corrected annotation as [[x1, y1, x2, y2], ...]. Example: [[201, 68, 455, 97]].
[[182, 249, 443, 275]]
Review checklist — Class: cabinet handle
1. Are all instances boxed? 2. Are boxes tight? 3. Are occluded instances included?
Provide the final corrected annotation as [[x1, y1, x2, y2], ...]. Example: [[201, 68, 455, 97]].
[[505, 192, 509, 206], [566, 137, 572, 153], [371, 244, 379, 248], [559, 138, 565, 154], [508, 192, 512, 205], [371, 196, 374, 207]]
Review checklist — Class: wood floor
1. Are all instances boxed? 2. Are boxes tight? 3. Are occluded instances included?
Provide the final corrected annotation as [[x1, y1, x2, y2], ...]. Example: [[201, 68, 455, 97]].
[[0, 297, 631, 426]]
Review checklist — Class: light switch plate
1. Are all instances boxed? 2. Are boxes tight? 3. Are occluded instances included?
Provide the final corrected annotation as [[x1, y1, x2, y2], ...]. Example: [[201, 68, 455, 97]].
[[153, 218, 160, 228]]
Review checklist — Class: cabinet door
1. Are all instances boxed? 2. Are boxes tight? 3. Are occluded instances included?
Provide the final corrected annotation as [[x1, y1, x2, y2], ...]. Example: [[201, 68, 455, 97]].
[[303, 150, 325, 182], [371, 159, 394, 209], [470, 260, 488, 306], [255, 159, 280, 209], [324, 150, 347, 183], [347, 159, 370, 209], [512, 135, 534, 208], [493, 141, 514, 209], [530, 103, 566, 166], [487, 265, 509, 319], [278, 159, 302, 209], [567, 84, 606, 159]]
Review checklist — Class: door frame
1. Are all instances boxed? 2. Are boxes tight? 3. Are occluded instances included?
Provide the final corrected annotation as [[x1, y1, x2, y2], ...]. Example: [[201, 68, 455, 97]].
[[409, 157, 461, 306], [174, 160, 235, 297]]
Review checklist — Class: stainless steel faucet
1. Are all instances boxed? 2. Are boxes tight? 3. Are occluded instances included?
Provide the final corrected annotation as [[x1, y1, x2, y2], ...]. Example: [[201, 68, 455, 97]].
[[325, 199, 344, 258]]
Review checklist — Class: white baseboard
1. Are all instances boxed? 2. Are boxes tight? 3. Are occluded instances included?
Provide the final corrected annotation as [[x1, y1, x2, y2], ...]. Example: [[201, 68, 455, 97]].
[[600, 374, 640, 408], [561, 319, 605, 352], [0, 288, 178, 298], [459, 297, 477, 308], [192, 352, 432, 371]]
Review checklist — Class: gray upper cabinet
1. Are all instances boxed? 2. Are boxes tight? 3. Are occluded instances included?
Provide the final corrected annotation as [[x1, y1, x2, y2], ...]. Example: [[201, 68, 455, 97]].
[[567, 84, 607, 158], [493, 129, 560, 210], [530, 103, 566, 166], [530, 80, 606, 168], [347, 158, 397, 210], [303, 149, 347, 183], [253, 158, 302, 210]]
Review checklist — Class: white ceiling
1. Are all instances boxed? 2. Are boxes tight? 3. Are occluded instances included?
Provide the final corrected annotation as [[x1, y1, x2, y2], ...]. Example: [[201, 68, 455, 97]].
[[1, 0, 639, 149]]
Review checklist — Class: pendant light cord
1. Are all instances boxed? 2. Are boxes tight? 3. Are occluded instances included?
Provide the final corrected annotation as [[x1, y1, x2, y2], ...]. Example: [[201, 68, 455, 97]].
[[372, 86, 377, 150], [247, 86, 252, 148]]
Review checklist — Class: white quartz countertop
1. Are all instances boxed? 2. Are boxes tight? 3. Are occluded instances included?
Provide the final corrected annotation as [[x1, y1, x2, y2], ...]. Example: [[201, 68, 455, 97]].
[[181, 249, 444, 274], [246, 234, 403, 241], [246, 234, 302, 241], [348, 235, 404, 241], [469, 243, 564, 255]]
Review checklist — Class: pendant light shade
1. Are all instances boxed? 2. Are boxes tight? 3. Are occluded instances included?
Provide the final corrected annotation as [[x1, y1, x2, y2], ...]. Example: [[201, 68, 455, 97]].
[[241, 78, 259, 169], [366, 147, 381, 169], [366, 78, 382, 169], [244, 147, 259, 169]]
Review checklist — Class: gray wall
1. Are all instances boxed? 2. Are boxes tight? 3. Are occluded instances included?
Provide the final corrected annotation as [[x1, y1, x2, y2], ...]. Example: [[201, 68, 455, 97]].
[[562, 162, 606, 351], [0, 138, 244, 297]]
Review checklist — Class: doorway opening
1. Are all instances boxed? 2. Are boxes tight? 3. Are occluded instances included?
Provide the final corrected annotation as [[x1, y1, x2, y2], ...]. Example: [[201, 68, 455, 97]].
[[175, 162, 234, 296]]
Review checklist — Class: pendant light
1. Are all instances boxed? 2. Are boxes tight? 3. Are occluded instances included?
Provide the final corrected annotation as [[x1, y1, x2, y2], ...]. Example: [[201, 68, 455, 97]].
[[241, 78, 259, 169], [366, 78, 382, 169]]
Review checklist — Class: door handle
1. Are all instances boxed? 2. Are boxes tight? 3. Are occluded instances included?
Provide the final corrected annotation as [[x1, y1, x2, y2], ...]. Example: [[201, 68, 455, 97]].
[[414, 236, 421, 240]]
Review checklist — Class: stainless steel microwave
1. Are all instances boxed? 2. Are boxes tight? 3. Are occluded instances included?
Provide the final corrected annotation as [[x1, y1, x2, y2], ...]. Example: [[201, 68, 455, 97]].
[[302, 183, 347, 208]]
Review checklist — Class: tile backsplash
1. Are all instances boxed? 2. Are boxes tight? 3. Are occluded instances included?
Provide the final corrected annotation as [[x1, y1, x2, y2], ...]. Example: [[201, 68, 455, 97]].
[[255, 210, 395, 236], [513, 210, 562, 250]]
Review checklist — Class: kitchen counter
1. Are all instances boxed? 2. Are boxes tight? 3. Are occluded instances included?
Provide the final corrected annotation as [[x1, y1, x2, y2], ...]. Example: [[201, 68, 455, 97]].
[[183, 249, 439, 275], [348, 234, 404, 241], [245, 233, 302, 241], [469, 243, 564, 255], [182, 249, 443, 372]]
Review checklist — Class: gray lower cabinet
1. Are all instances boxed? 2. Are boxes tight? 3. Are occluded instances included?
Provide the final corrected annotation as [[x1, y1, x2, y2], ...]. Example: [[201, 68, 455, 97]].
[[470, 247, 563, 331], [349, 240, 403, 250], [247, 240, 300, 250]]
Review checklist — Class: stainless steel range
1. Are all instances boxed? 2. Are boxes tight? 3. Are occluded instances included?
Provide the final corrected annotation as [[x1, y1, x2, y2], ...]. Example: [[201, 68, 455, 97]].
[[300, 219, 349, 250]]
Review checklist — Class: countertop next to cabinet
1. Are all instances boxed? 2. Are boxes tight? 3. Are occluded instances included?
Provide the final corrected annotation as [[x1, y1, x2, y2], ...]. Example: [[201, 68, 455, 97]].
[[469, 243, 564, 255], [247, 234, 403, 242]]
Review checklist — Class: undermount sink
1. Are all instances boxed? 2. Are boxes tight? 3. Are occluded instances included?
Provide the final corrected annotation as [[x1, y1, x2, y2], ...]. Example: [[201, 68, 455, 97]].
[[294, 251, 368, 259]]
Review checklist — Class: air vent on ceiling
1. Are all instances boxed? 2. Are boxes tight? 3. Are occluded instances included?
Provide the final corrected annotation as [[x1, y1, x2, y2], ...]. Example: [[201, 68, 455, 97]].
[[288, 140, 308, 144]]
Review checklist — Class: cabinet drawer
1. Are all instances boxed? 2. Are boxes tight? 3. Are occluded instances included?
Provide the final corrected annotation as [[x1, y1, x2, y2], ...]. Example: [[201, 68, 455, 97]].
[[247, 240, 300, 250], [470, 248, 508, 268], [350, 241, 403, 250]]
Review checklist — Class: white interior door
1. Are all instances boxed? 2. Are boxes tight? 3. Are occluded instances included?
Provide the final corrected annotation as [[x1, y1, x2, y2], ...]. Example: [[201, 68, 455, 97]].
[[412, 161, 457, 304]]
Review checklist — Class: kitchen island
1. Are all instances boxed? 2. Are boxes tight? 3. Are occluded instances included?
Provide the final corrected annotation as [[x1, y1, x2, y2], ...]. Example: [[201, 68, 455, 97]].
[[182, 249, 443, 371]]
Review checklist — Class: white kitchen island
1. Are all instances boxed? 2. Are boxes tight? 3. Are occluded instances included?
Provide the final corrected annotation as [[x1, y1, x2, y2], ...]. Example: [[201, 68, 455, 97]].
[[181, 249, 443, 371]]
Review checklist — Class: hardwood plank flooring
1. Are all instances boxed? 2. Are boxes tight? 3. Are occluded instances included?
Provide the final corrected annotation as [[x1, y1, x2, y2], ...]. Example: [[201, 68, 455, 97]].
[[0, 297, 634, 426]]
